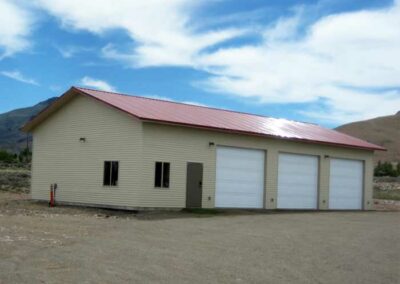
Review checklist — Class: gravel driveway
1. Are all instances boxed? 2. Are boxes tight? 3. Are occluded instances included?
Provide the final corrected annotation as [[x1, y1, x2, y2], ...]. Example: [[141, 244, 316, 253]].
[[0, 193, 399, 284]]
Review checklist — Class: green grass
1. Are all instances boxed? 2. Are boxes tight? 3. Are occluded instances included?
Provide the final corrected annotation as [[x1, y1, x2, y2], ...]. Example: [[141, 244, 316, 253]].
[[373, 189, 400, 201]]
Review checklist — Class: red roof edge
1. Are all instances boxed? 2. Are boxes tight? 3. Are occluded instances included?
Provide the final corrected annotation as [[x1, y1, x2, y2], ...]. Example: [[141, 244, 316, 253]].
[[140, 117, 386, 151], [23, 86, 387, 152]]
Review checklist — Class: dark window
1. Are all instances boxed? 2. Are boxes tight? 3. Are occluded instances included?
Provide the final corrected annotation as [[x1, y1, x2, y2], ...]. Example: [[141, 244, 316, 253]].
[[154, 162, 170, 188], [154, 162, 162, 187], [163, 162, 170, 188], [103, 161, 119, 186], [111, 161, 119, 186], [103, 161, 111, 185]]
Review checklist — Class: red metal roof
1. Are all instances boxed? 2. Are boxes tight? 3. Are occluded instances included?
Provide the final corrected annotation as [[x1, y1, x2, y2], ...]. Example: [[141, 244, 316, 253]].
[[71, 87, 384, 151], [24, 86, 385, 151]]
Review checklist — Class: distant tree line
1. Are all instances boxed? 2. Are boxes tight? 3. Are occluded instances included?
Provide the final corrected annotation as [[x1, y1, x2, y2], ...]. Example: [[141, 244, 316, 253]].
[[374, 161, 400, 177], [0, 148, 32, 164]]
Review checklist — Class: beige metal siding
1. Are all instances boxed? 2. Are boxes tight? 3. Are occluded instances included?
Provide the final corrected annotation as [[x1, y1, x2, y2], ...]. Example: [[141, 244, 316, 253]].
[[31, 95, 144, 207], [141, 122, 374, 210], [31, 94, 374, 209]]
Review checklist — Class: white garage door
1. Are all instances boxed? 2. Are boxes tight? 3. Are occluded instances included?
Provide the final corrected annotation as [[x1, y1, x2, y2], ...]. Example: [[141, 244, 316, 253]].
[[277, 153, 319, 209], [329, 159, 363, 210], [215, 146, 265, 208]]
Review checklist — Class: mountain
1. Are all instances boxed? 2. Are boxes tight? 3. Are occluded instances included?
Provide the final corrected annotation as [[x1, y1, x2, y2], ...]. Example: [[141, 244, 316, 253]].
[[335, 112, 400, 163], [0, 97, 57, 153]]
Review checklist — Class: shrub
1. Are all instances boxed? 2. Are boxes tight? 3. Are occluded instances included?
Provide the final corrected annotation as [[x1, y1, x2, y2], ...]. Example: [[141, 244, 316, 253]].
[[0, 149, 16, 163], [374, 161, 399, 177]]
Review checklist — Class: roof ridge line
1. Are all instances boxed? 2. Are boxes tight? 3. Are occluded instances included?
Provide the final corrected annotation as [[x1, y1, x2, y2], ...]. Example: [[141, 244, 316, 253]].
[[74, 86, 317, 126]]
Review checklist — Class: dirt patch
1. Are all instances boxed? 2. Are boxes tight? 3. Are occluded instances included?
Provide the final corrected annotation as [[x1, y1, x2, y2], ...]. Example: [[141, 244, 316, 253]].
[[0, 191, 138, 219], [1, 192, 398, 224], [373, 199, 400, 211], [0, 191, 399, 284], [0, 192, 260, 220]]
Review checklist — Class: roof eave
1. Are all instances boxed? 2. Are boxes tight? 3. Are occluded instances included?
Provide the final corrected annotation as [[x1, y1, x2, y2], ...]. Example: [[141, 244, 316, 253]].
[[141, 118, 386, 152]]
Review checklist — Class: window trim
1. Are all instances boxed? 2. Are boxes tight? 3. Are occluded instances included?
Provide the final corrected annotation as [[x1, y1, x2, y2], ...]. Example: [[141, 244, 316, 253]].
[[103, 161, 119, 187], [154, 161, 170, 189]]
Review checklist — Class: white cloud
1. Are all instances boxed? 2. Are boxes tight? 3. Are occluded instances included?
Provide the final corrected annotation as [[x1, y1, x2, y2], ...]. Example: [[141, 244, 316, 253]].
[[35, 0, 245, 67], [1, 70, 39, 85], [262, 8, 303, 42], [142, 94, 175, 102], [0, 0, 34, 58], [299, 87, 400, 123], [80, 76, 116, 92], [34, 0, 400, 123], [196, 2, 400, 123], [55, 45, 92, 58], [143, 94, 208, 107], [181, 101, 208, 107]]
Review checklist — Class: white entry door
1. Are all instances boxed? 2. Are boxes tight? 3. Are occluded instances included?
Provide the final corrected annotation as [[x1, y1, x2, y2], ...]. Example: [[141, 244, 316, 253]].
[[215, 146, 265, 208], [329, 158, 363, 210], [277, 153, 319, 209]]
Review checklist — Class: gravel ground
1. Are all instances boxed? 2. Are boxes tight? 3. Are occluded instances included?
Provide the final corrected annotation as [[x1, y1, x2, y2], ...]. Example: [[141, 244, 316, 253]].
[[0, 193, 399, 284], [373, 199, 400, 211]]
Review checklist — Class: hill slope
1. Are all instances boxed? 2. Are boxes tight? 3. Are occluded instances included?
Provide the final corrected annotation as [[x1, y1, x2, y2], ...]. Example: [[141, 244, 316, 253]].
[[335, 112, 400, 163], [0, 97, 57, 153]]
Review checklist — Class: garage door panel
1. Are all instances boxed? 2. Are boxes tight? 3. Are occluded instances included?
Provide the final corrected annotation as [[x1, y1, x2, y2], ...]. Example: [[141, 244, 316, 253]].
[[333, 179, 362, 189], [217, 169, 263, 179], [329, 159, 363, 210], [278, 191, 317, 208], [277, 153, 318, 209], [216, 146, 265, 208], [216, 195, 262, 208], [216, 183, 262, 194], [217, 174, 263, 183], [280, 154, 316, 164], [278, 197, 316, 209], [279, 176, 318, 185]]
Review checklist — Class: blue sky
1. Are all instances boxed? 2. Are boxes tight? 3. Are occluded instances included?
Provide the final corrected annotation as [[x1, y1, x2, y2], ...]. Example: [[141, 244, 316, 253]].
[[0, 0, 399, 127]]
